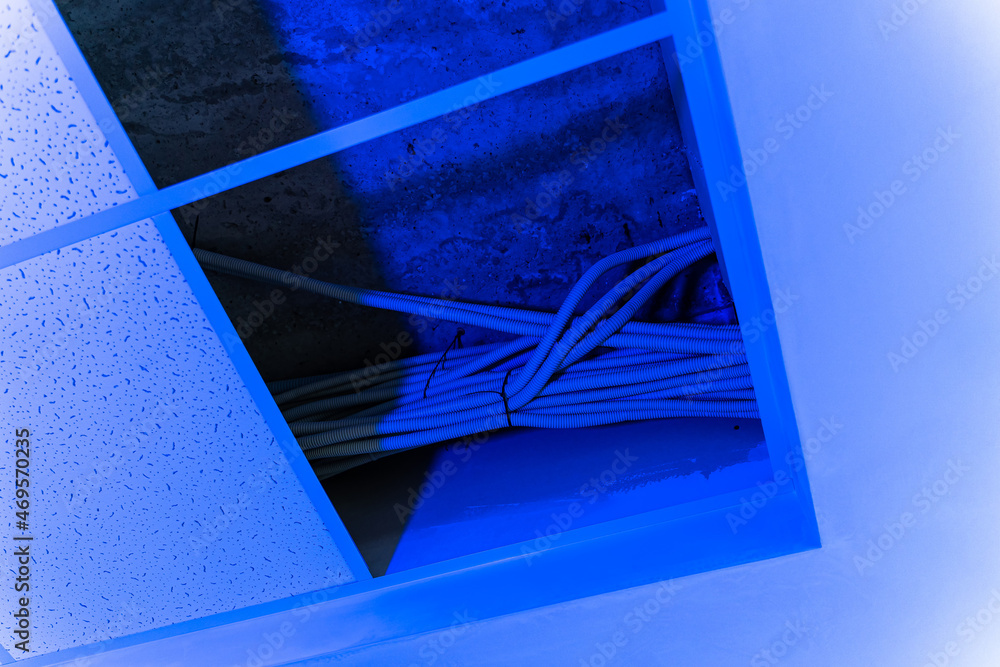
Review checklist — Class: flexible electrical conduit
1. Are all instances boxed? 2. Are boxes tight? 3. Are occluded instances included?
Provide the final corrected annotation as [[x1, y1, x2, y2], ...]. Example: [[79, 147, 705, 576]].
[[276, 239, 734, 424], [194, 228, 755, 478]]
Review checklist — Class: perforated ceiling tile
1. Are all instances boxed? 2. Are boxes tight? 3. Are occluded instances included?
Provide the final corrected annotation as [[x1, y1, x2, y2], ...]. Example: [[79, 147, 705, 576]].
[[0, 0, 135, 246], [0, 218, 354, 656]]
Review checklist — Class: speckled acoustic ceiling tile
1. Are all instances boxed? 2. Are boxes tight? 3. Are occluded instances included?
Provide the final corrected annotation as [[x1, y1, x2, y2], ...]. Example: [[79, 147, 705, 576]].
[[0, 0, 356, 658], [0, 218, 355, 656], [1, 0, 135, 246]]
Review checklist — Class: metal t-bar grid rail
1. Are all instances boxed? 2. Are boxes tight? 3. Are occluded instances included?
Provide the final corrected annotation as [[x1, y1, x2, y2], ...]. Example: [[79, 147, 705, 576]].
[[7, 0, 820, 546], [1, 1, 824, 663]]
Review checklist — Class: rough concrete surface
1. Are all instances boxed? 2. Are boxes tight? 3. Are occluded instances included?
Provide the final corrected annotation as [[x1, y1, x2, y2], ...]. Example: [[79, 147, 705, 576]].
[[56, 0, 734, 381]]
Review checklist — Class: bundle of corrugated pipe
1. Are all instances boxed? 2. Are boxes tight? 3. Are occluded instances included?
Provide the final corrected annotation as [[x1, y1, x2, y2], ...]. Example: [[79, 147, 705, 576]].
[[194, 225, 755, 480]]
